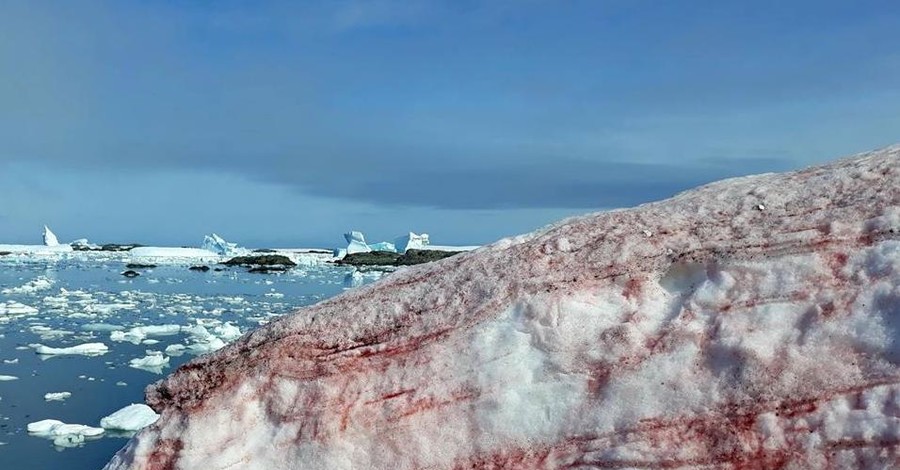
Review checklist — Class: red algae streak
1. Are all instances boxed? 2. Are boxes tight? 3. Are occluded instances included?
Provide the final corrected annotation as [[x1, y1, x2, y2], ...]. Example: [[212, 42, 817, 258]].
[[107, 147, 900, 469]]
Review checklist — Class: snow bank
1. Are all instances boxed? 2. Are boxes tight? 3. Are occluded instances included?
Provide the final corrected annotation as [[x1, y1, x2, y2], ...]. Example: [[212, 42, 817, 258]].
[[106, 146, 900, 470], [101, 404, 159, 432]]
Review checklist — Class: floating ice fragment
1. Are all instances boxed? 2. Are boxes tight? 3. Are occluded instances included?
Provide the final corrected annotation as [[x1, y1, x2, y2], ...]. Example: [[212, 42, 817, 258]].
[[0, 375, 18, 381], [0, 301, 39, 317], [128, 351, 169, 374], [100, 404, 159, 431], [31, 342, 109, 356], [44, 392, 72, 402]]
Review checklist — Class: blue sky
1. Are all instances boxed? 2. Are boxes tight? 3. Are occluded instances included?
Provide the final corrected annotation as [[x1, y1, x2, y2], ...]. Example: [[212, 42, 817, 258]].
[[1, 0, 898, 248]]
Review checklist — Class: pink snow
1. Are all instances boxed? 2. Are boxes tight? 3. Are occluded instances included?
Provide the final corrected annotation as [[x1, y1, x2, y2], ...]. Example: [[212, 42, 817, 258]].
[[107, 146, 900, 469]]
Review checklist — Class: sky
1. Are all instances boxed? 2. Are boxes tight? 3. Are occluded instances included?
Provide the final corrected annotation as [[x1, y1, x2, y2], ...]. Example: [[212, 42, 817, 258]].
[[1, 0, 898, 248]]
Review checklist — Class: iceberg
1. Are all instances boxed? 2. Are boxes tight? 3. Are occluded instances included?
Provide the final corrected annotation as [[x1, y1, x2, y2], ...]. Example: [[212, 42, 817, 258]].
[[31, 342, 109, 356], [43, 225, 60, 246], [106, 146, 900, 470], [201, 233, 247, 256], [100, 404, 159, 432], [368, 241, 396, 252], [343, 231, 371, 254], [28, 419, 104, 448], [393, 232, 429, 253]]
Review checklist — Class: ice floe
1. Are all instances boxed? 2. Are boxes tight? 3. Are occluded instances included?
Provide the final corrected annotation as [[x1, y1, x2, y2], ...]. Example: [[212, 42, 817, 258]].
[[100, 404, 159, 432], [128, 351, 169, 374], [28, 419, 104, 447], [2, 276, 54, 295], [31, 342, 109, 356], [44, 392, 72, 402], [0, 301, 39, 317]]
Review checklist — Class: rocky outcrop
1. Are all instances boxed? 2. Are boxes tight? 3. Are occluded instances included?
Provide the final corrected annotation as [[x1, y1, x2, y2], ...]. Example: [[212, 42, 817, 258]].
[[107, 146, 900, 470], [221, 255, 296, 267]]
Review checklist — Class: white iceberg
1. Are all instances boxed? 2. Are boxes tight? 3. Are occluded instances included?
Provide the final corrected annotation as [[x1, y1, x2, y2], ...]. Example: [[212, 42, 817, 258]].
[[129, 351, 170, 373], [343, 231, 371, 254], [43, 225, 60, 247], [32, 342, 109, 356], [0, 301, 39, 317], [44, 392, 72, 402], [394, 232, 430, 253], [28, 419, 104, 447], [100, 404, 160, 431], [110, 325, 183, 344], [201, 233, 247, 256]]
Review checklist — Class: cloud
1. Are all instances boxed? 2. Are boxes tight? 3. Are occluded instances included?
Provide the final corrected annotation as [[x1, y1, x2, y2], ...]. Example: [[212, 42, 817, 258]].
[[0, 0, 898, 216]]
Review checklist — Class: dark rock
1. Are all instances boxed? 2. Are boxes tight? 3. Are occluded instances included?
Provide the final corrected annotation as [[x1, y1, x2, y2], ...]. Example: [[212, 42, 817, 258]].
[[252, 249, 277, 253], [222, 255, 296, 267], [189, 265, 211, 272], [396, 249, 462, 266], [126, 263, 157, 269], [101, 244, 142, 252], [248, 266, 289, 274], [121, 270, 140, 278], [213, 268, 224, 272], [0, 251, 10, 256], [337, 250, 462, 267], [336, 251, 401, 266]]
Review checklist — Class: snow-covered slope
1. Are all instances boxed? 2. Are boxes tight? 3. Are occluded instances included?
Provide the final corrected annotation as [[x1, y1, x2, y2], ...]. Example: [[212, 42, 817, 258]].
[[107, 146, 900, 469]]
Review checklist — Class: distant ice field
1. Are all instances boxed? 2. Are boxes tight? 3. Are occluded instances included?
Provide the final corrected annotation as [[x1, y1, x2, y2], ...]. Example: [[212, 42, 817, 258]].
[[0, 253, 378, 469]]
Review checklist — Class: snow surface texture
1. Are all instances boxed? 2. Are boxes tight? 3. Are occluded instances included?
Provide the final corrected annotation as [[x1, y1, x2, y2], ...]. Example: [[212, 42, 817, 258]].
[[394, 232, 430, 253], [343, 231, 372, 254], [107, 147, 900, 470]]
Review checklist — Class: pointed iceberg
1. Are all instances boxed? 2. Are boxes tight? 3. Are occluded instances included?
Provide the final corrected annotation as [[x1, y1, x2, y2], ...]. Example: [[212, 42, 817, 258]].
[[43, 226, 60, 247], [201, 233, 246, 256]]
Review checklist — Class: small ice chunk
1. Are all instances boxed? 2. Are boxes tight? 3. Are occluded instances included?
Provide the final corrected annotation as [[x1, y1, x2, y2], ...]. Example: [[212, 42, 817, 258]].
[[0, 301, 39, 316], [129, 351, 169, 373], [44, 392, 72, 402], [0, 375, 18, 381], [100, 404, 159, 431], [31, 343, 109, 356]]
